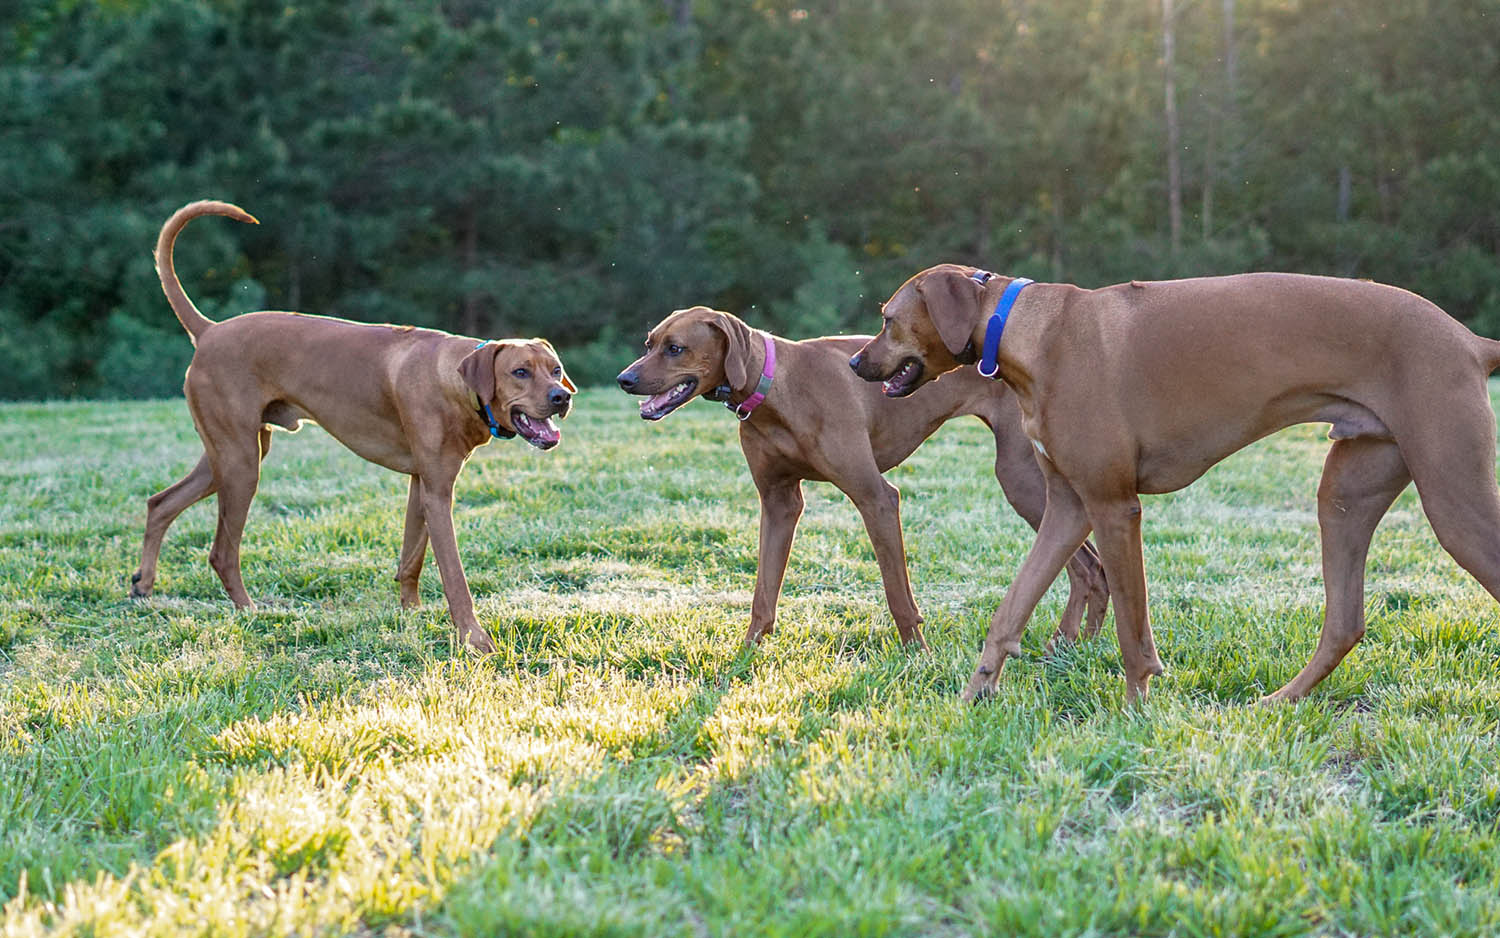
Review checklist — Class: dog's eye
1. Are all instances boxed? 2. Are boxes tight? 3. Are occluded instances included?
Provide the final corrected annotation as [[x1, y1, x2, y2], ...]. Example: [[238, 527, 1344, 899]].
[[511, 367, 530, 379], [552, 366, 561, 377], [666, 344, 684, 357]]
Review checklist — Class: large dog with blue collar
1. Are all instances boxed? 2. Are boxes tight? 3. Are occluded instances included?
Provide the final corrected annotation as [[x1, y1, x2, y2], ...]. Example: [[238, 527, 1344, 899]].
[[616, 304, 1109, 648], [851, 263, 1500, 703], [131, 200, 576, 653]]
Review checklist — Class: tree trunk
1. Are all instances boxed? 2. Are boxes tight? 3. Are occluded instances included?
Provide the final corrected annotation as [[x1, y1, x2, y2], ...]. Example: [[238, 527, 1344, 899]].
[[287, 223, 302, 311], [976, 188, 992, 261], [1051, 181, 1065, 280], [1162, 0, 1183, 256], [663, 0, 691, 28], [1222, 0, 1238, 103], [460, 204, 481, 337], [1202, 126, 1214, 240], [1222, 0, 1241, 187]]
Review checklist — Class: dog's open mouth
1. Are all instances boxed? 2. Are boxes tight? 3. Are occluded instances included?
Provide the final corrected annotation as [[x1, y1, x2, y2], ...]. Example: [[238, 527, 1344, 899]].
[[881, 358, 923, 397], [512, 410, 561, 449], [639, 378, 698, 421]]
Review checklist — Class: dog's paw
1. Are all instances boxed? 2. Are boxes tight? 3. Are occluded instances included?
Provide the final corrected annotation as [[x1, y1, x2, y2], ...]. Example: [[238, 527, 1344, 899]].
[[959, 684, 996, 705], [461, 627, 497, 656], [959, 672, 998, 704]]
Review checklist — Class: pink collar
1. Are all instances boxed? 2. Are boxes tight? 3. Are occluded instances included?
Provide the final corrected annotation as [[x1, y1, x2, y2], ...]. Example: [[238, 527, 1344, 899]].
[[730, 333, 776, 420]]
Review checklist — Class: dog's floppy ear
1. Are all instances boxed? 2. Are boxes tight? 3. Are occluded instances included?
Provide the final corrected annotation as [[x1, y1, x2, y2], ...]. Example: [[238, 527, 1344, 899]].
[[536, 338, 578, 392], [706, 311, 753, 391], [918, 269, 985, 357], [458, 342, 502, 406]]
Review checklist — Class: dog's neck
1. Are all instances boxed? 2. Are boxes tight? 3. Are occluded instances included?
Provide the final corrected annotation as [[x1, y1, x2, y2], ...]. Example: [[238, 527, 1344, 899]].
[[707, 330, 774, 417], [969, 283, 1055, 401]]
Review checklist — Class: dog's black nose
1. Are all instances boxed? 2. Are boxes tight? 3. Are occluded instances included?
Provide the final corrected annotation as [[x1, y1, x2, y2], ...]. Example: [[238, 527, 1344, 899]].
[[548, 387, 571, 408], [617, 370, 637, 392], [848, 352, 864, 373]]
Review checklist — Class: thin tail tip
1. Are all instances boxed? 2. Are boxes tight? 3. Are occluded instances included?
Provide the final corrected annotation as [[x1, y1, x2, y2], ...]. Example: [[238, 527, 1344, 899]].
[[175, 199, 259, 226]]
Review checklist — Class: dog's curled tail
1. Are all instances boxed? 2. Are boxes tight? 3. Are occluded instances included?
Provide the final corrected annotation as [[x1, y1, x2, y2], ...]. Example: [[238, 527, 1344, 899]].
[[155, 200, 259, 344]]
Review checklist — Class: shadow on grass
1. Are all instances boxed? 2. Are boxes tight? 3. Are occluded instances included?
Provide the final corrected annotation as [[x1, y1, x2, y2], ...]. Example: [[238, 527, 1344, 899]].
[[0, 698, 243, 904], [407, 630, 903, 935]]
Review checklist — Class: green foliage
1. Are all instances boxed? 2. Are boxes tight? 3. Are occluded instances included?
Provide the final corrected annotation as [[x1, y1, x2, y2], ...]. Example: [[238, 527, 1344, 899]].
[[3, 0, 1500, 397], [93, 313, 193, 399], [0, 309, 69, 400], [5, 392, 1500, 933]]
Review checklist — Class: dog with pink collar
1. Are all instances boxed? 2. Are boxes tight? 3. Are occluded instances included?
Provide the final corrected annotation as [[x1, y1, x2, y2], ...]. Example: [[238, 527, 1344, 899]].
[[616, 304, 1109, 649]]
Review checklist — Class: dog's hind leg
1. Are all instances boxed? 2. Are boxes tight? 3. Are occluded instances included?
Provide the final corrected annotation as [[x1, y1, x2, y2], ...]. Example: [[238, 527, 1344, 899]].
[[203, 426, 268, 609], [132, 452, 218, 598], [1264, 437, 1410, 703], [396, 475, 429, 608], [1399, 395, 1500, 603], [844, 473, 926, 647], [816, 438, 926, 647]]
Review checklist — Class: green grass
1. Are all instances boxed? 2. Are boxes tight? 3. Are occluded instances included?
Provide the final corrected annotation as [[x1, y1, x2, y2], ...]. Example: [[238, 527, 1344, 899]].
[[2, 387, 1500, 936]]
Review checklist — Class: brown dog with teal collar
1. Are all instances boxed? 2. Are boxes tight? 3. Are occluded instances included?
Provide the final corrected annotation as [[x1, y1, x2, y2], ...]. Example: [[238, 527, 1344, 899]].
[[131, 200, 576, 653], [617, 305, 1109, 648]]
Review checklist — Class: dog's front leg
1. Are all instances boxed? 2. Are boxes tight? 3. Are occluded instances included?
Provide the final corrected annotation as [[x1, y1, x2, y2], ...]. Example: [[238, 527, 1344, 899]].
[[415, 470, 497, 654], [962, 471, 1091, 702], [1085, 494, 1165, 703], [396, 475, 429, 608], [747, 476, 805, 644], [990, 428, 1108, 649]]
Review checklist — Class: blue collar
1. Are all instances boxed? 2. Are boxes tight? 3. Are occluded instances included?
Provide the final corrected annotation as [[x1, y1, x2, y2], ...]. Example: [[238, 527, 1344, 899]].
[[472, 339, 514, 439], [972, 272, 1033, 379]]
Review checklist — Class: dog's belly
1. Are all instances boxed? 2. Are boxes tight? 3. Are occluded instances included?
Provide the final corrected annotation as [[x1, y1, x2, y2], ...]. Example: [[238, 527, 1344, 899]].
[[263, 401, 417, 475], [1133, 396, 1393, 494], [324, 425, 417, 475]]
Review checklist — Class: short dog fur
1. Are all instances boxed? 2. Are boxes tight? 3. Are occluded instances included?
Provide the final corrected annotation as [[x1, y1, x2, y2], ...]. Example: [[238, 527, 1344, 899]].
[[853, 265, 1500, 702], [617, 305, 1109, 647], [131, 200, 575, 652]]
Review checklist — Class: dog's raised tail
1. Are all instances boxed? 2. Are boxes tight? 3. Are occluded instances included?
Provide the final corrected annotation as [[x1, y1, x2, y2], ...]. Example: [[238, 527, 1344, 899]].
[[155, 200, 259, 344]]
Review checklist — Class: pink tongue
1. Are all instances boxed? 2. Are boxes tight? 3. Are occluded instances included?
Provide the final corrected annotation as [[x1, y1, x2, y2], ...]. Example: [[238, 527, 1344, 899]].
[[516, 413, 560, 443], [642, 390, 677, 414]]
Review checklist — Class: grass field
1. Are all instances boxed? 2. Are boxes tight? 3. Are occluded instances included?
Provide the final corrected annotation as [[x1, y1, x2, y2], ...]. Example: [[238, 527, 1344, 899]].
[[2, 388, 1500, 937]]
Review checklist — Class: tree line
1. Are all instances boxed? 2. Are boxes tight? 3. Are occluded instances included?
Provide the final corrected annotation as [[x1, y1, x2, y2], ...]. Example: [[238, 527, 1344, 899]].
[[2, 0, 1498, 397]]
